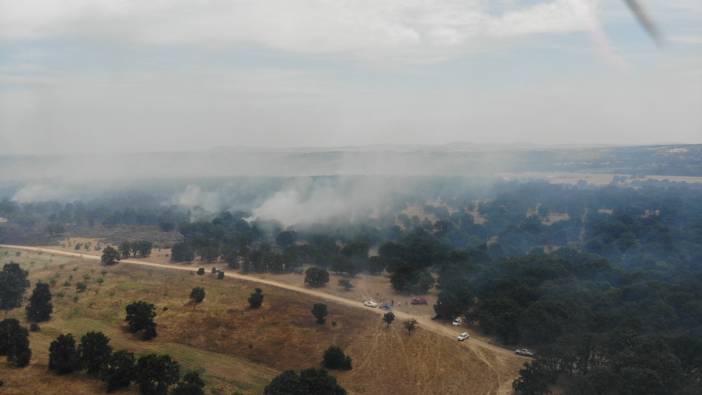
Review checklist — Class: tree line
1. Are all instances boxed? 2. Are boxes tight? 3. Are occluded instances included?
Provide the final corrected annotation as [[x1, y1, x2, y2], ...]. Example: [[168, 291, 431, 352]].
[[45, 329, 206, 395], [430, 247, 702, 394]]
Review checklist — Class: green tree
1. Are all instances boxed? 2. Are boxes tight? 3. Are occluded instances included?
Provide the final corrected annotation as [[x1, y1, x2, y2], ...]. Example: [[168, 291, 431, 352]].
[[49, 334, 79, 374], [26, 281, 53, 323], [78, 331, 113, 376], [101, 350, 135, 392], [135, 354, 180, 395], [171, 382, 204, 395], [190, 287, 205, 304], [125, 301, 157, 340], [433, 268, 475, 321], [304, 267, 330, 288], [7, 329, 31, 367], [134, 240, 153, 257], [264, 369, 346, 395], [0, 262, 30, 315], [383, 312, 395, 328], [0, 318, 20, 356], [311, 303, 328, 324], [119, 241, 132, 258], [330, 256, 361, 276], [513, 360, 556, 395], [101, 246, 121, 266], [182, 372, 205, 388], [248, 288, 264, 309], [390, 268, 434, 294], [476, 298, 521, 344], [171, 242, 195, 263], [322, 346, 352, 370], [171, 371, 206, 395], [0, 319, 31, 367]]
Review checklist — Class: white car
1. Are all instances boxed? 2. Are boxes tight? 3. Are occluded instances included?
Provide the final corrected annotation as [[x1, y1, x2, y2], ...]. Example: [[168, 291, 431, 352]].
[[457, 332, 470, 341], [452, 317, 463, 326], [363, 300, 378, 308], [515, 348, 534, 357]]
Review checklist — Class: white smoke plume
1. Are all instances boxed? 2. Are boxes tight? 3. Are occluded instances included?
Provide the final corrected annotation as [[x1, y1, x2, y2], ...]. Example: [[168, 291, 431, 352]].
[[252, 177, 395, 227], [172, 185, 223, 213]]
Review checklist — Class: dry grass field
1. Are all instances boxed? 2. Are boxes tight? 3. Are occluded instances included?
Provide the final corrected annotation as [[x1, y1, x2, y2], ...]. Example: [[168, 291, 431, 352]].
[[46, 239, 441, 321], [0, 247, 524, 395]]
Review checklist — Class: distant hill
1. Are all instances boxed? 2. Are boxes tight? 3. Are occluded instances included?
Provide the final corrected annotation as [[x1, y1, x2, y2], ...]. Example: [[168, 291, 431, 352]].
[[1, 144, 700, 182]]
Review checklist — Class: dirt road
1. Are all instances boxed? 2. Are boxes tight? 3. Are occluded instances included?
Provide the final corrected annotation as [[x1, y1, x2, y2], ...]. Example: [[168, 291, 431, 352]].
[[1, 244, 525, 395]]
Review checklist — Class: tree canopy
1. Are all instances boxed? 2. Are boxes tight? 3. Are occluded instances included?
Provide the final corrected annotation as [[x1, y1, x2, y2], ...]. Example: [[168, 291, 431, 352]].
[[248, 288, 264, 309], [49, 334, 79, 375], [78, 331, 113, 376], [125, 301, 157, 340], [311, 303, 328, 325], [264, 368, 346, 395], [190, 287, 205, 304], [134, 354, 180, 395], [0, 262, 29, 313], [101, 246, 121, 266], [101, 350, 136, 392], [26, 281, 53, 323], [322, 346, 352, 371], [0, 319, 31, 368], [304, 267, 330, 288]]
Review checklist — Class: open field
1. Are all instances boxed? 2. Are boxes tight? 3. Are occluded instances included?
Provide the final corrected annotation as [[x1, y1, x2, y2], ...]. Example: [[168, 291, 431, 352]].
[[34, 240, 520, 351], [39, 239, 441, 321], [0, 246, 526, 395]]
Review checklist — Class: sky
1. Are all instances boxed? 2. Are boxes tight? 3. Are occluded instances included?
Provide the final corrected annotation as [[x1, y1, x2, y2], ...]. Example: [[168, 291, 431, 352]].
[[0, 0, 700, 155]]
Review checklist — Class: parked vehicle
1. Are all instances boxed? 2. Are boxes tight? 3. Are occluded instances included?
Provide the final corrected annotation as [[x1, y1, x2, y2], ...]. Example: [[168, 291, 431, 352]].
[[452, 317, 463, 326], [515, 348, 534, 357], [457, 332, 470, 341], [363, 300, 378, 308], [411, 297, 428, 305]]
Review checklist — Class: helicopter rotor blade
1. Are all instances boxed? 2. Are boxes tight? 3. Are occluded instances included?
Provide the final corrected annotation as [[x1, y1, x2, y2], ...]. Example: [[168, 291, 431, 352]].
[[623, 0, 664, 46]]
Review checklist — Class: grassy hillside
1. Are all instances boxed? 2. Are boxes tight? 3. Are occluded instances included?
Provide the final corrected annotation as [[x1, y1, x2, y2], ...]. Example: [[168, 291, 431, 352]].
[[0, 248, 519, 395]]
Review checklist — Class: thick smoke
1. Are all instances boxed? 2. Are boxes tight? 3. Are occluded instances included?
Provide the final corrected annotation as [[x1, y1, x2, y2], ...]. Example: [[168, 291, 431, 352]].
[[251, 177, 395, 226]]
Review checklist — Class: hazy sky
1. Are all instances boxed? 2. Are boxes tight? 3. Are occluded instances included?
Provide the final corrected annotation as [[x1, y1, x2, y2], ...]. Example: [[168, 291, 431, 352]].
[[1, 0, 700, 154]]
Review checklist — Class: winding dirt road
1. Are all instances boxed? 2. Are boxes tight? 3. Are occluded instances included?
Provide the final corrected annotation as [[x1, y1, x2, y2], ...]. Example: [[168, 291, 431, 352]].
[[1, 244, 525, 395]]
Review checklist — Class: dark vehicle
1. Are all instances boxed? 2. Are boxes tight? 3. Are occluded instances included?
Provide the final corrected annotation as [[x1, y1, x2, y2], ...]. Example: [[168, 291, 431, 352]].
[[411, 297, 428, 305]]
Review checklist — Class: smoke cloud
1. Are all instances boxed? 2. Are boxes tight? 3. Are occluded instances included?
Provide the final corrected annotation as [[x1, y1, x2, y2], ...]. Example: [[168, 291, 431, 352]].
[[251, 177, 393, 226]]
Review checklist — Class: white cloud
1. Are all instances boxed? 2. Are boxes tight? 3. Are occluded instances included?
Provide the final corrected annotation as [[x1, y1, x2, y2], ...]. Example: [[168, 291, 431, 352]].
[[0, 0, 599, 60]]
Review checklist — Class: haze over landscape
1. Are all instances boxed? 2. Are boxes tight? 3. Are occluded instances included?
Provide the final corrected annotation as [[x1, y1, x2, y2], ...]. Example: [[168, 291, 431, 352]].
[[1, 2, 701, 395]]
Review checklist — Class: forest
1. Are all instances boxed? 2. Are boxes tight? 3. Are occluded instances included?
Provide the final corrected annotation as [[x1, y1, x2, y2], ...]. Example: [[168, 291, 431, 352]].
[[1, 177, 701, 394]]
